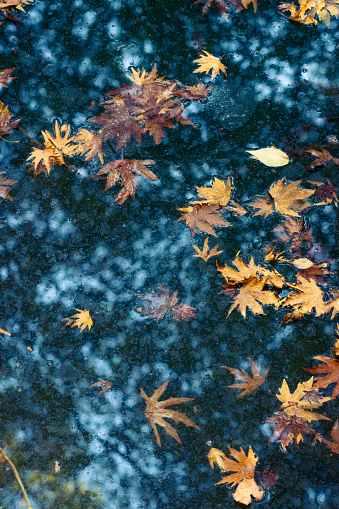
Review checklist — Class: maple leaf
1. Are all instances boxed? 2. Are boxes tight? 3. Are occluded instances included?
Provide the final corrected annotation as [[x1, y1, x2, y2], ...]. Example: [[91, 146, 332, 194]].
[[194, 177, 232, 207], [275, 378, 330, 422], [272, 216, 313, 256], [227, 276, 279, 318], [0, 171, 18, 201], [217, 252, 261, 286], [136, 284, 196, 322], [247, 196, 274, 218], [0, 67, 16, 88], [42, 120, 76, 157], [304, 355, 339, 399], [0, 0, 33, 13], [317, 420, 339, 454], [246, 146, 289, 167], [72, 128, 104, 164], [249, 178, 315, 218], [264, 246, 290, 263], [193, 51, 227, 80], [208, 446, 264, 505], [193, 0, 244, 19], [308, 179, 338, 207], [26, 147, 62, 175], [307, 150, 339, 171], [279, 0, 339, 26], [178, 203, 231, 237], [278, 275, 325, 320], [171, 303, 197, 322], [265, 413, 315, 451], [90, 380, 112, 396], [88, 65, 206, 150], [224, 357, 269, 397], [269, 178, 315, 217], [61, 309, 93, 332], [0, 100, 19, 137], [96, 158, 158, 204], [140, 380, 199, 447], [241, 0, 258, 10], [193, 237, 223, 262]]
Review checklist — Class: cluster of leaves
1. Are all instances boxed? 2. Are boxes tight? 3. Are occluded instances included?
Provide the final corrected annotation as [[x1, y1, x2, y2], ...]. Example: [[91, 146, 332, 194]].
[[26, 65, 211, 204], [193, 0, 339, 26]]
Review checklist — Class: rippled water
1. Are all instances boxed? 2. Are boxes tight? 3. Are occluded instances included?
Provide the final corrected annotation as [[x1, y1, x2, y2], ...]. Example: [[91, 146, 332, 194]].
[[0, 0, 338, 507]]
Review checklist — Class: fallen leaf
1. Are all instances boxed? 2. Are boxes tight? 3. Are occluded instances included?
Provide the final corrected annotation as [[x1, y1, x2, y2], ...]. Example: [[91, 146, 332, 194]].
[[317, 420, 339, 454], [278, 275, 325, 320], [140, 380, 199, 447], [227, 276, 279, 318], [0, 100, 19, 138], [72, 128, 104, 164], [241, 0, 258, 11], [304, 355, 339, 400], [195, 177, 232, 206], [208, 446, 264, 505], [268, 178, 315, 217], [193, 237, 223, 261], [308, 179, 338, 207], [55, 461, 61, 473], [0, 67, 16, 88], [246, 146, 289, 167], [61, 309, 93, 332], [279, 0, 339, 27], [96, 158, 158, 204], [307, 149, 339, 171], [0, 327, 11, 336], [193, 0, 244, 19], [136, 284, 196, 322], [224, 357, 269, 397], [193, 51, 227, 80], [90, 379, 112, 395], [0, 172, 18, 201], [178, 203, 231, 237]]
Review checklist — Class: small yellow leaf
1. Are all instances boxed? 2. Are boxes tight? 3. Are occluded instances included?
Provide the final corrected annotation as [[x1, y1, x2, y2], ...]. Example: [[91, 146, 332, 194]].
[[291, 258, 314, 270], [193, 51, 227, 80], [246, 146, 289, 167]]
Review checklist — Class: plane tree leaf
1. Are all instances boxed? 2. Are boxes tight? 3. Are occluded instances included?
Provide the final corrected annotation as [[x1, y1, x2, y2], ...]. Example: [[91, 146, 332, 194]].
[[140, 380, 199, 447], [279, 0, 339, 26], [208, 446, 264, 505], [178, 203, 231, 237]]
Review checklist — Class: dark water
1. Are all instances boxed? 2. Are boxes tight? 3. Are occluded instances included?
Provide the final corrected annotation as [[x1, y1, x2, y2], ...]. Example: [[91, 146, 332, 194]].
[[0, 0, 339, 507]]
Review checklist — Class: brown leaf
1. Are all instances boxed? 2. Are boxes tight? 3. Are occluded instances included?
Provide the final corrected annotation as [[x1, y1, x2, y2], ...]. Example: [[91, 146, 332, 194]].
[[318, 420, 339, 454], [308, 179, 338, 207], [224, 357, 269, 397], [96, 158, 158, 204], [265, 412, 315, 451], [304, 356, 339, 400], [140, 380, 199, 447], [0, 171, 18, 201], [90, 379, 112, 396], [193, 0, 244, 20], [178, 203, 231, 237], [272, 216, 313, 256], [171, 303, 197, 322], [0, 100, 19, 137], [208, 446, 264, 506], [0, 67, 16, 88], [136, 284, 179, 320], [193, 237, 223, 262]]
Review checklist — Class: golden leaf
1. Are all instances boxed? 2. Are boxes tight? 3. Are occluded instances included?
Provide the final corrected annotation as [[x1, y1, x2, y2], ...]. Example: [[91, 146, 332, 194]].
[[193, 237, 223, 262], [61, 309, 93, 332], [193, 51, 227, 80]]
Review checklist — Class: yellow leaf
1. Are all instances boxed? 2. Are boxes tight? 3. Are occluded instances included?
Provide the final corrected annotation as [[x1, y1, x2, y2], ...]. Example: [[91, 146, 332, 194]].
[[193, 51, 227, 80], [193, 237, 223, 262], [291, 258, 314, 269], [0, 328, 10, 336], [61, 309, 93, 332], [246, 146, 289, 167]]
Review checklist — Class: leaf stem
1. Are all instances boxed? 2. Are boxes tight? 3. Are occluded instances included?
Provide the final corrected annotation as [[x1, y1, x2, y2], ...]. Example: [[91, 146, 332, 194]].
[[0, 447, 33, 509]]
